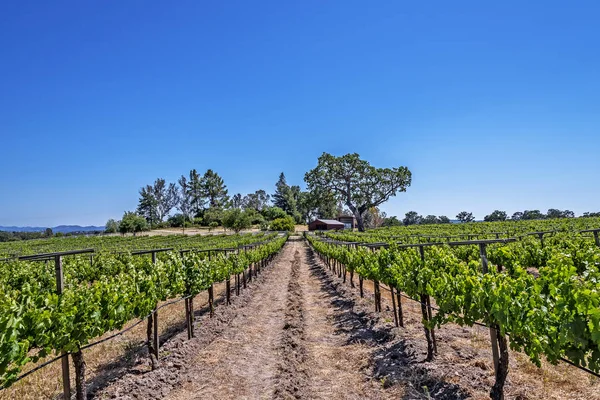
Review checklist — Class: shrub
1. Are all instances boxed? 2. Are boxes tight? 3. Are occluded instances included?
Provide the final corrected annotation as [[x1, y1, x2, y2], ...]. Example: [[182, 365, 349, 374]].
[[270, 216, 296, 232]]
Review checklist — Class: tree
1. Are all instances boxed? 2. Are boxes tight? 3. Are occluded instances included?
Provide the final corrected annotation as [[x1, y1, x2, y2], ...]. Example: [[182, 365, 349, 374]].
[[203, 207, 224, 226], [200, 169, 229, 209], [186, 169, 204, 217], [273, 173, 293, 212], [119, 211, 148, 236], [511, 211, 524, 221], [296, 189, 337, 223], [363, 207, 387, 228], [262, 206, 288, 221], [222, 209, 253, 233], [270, 216, 296, 232], [484, 210, 507, 222], [304, 153, 411, 232], [177, 175, 193, 222], [382, 216, 402, 227], [242, 190, 270, 212], [421, 215, 439, 225], [167, 214, 188, 228], [137, 178, 178, 227], [153, 179, 178, 221], [438, 215, 451, 224], [561, 210, 575, 218], [522, 210, 545, 220], [137, 185, 159, 227], [44, 228, 53, 237], [105, 219, 119, 233], [231, 193, 243, 209], [546, 209, 575, 219], [583, 212, 600, 218], [403, 211, 422, 226], [456, 211, 475, 223]]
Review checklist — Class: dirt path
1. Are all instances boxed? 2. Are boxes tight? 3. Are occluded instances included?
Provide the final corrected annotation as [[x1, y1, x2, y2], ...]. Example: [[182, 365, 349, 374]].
[[158, 239, 399, 400]]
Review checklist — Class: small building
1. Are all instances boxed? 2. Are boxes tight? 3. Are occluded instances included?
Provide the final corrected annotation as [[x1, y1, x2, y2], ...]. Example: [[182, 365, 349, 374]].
[[308, 219, 345, 231], [337, 215, 356, 230]]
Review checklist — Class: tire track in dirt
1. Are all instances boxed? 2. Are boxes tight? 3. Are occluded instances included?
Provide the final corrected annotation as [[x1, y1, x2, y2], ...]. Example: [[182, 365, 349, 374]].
[[162, 241, 298, 400], [273, 247, 309, 399], [298, 244, 399, 399]]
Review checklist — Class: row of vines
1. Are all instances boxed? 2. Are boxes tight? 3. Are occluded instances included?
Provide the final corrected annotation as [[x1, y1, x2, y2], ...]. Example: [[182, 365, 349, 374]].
[[306, 224, 600, 400], [0, 232, 288, 399]]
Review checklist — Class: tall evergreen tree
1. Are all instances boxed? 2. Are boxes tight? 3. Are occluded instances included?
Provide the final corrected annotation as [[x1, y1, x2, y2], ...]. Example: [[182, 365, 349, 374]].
[[177, 175, 193, 221], [186, 169, 204, 217], [200, 169, 229, 209], [137, 185, 159, 227], [273, 173, 291, 212], [136, 178, 178, 227]]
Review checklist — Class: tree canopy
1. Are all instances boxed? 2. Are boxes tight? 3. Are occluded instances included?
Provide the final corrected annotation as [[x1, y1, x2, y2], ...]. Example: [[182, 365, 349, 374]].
[[456, 211, 475, 223], [304, 153, 411, 231]]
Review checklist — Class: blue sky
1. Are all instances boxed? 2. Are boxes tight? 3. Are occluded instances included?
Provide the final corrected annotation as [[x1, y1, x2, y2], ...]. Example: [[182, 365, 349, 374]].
[[1, 1, 599, 226]]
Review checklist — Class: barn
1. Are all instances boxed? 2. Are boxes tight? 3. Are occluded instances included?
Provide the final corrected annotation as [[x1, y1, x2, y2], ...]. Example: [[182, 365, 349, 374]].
[[308, 219, 345, 231], [337, 215, 356, 230]]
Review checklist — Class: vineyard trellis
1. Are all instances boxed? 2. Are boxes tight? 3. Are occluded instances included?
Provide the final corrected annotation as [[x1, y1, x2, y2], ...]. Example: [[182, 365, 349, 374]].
[[0, 232, 288, 399], [305, 219, 600, 400]]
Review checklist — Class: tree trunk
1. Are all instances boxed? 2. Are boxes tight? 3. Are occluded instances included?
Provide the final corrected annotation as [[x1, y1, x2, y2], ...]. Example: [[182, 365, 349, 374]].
[[147, 314, 158, 369], [420, 294, 435, 361], [72, 349, 86, 400], [490, 328, 509, 400], [355, 212, 365, 232]]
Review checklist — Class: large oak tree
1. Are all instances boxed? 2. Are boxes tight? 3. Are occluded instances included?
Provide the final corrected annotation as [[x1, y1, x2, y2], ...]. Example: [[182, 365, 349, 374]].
[[304, 153, 411, 231]]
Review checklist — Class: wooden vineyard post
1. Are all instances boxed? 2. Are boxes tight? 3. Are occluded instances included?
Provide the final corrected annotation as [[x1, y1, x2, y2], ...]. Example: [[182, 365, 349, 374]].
[[151, 251, 159, 363], [396, 289, 404, 327], [189, 296, 195, 338], [479, 243, 508, 400], [208, 251, 215, 317], [390, 286, 399, 327], [594, 231, 600, 248], [373, 280, 381, 312], [55, 255, 71, 400], [226, 277, 231, 305], [359, 276, 364, 297], [480, 244, 500, 371], [243, 247, 247, 288], [418, 246, 437, 359]]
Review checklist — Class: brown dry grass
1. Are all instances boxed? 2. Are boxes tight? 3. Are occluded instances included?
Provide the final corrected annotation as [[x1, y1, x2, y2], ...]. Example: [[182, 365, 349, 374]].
[[1, 281, 227, 400], [356, 277, 600, 400]]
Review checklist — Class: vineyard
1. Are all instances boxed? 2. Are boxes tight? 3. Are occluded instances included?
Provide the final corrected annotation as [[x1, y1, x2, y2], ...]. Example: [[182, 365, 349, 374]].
[[1, 218, 600, 399], [306, 217, 600, 399], [0, 232, 287, 399]]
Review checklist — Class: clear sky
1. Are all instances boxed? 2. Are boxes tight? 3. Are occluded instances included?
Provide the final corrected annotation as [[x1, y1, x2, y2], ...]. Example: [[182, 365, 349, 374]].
[[1, 1, 599, 226]]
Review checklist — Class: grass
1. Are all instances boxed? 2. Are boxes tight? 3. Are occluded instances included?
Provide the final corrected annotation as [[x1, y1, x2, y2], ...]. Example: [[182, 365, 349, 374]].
[[0, 283, 226, 400]]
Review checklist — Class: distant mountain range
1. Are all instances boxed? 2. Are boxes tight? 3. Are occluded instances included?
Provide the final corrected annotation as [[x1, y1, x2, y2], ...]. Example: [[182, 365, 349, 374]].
[[0, 225, 105, 233]]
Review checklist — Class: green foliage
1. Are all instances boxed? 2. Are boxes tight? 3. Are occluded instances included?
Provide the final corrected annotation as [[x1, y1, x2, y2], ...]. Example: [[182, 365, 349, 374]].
[[105, 219, 119, 234], [304, 152, 411, 231], [270, 216, 296, 232], [307, 216, 600, 382], [484, 210, 507, 222], [403, 211, 422, 226], [456, 211, 475, 223], [167, 214, 189, 228], [119, 212, 148, 235], [203, 207, 224, 226], [222, 209, 253, 233], [262, 206, 288, 221], [0, 232, 287, 387]]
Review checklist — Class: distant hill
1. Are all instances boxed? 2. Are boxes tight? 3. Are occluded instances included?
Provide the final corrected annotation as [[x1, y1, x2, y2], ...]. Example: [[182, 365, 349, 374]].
[[0, 225, 105, 233]]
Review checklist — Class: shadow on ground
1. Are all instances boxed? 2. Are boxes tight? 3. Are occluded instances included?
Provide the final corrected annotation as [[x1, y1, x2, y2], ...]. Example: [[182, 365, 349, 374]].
[[85, 291, 228, 398], [304, 246, 470, 400]]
